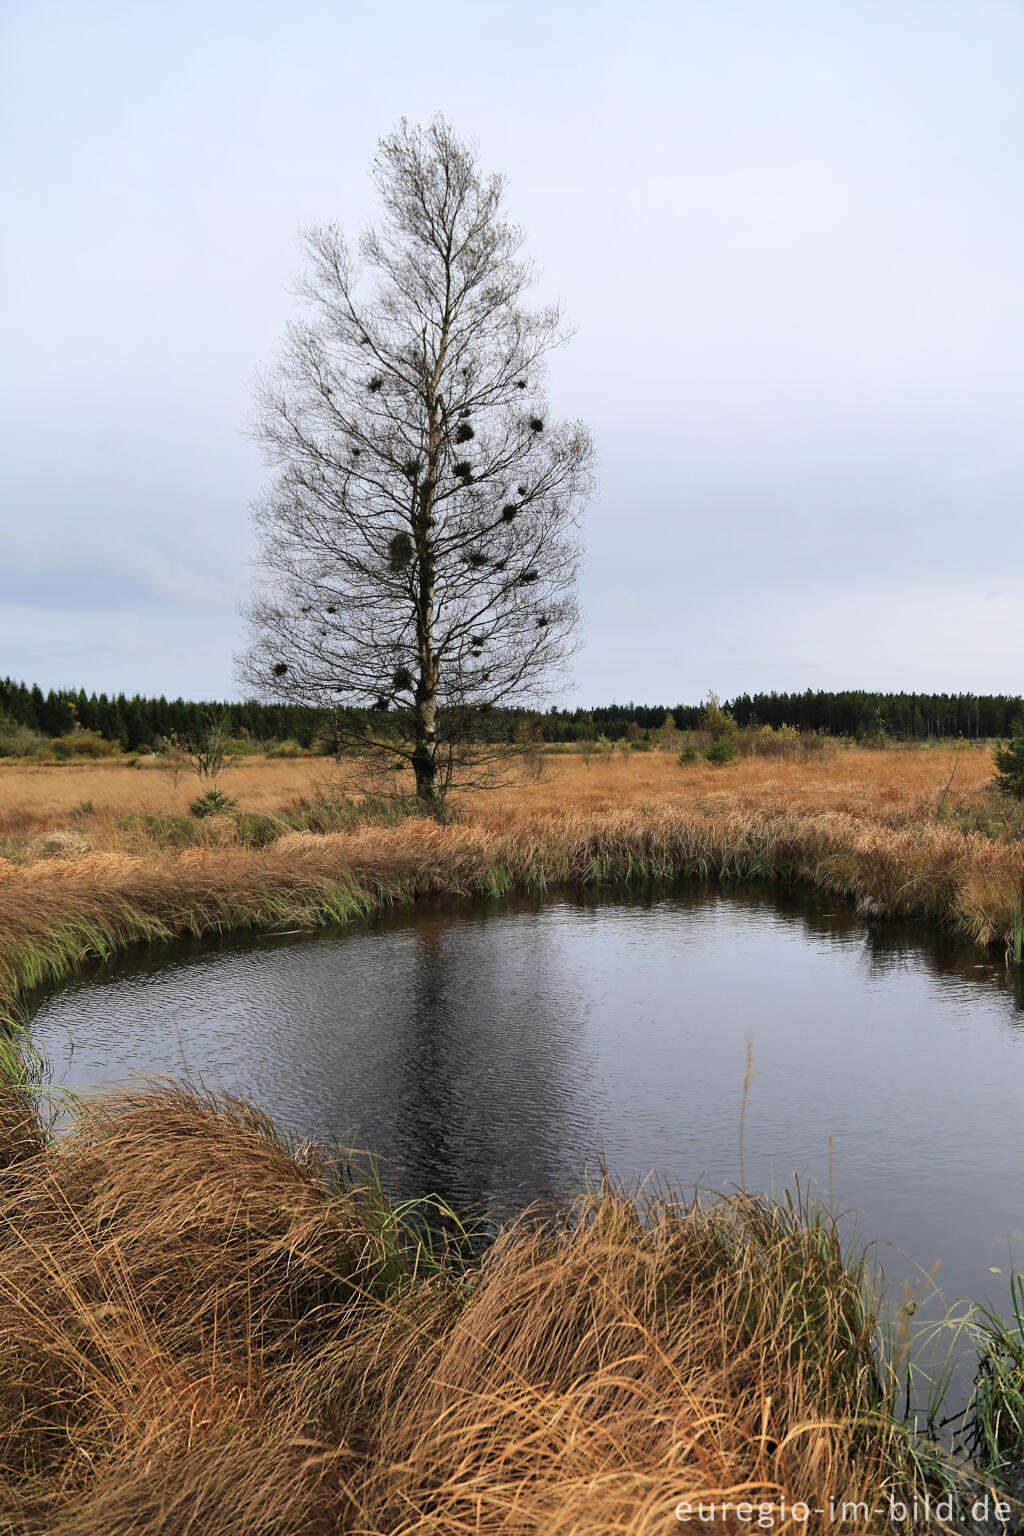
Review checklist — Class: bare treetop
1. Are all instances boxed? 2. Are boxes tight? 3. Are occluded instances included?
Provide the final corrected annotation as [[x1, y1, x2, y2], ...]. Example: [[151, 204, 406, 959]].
[[240, 115, 595, 803]]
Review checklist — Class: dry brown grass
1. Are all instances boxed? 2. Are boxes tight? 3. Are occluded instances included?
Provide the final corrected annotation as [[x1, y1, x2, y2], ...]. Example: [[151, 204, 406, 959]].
[[0, 745, 1020, 1033], [0, 757, 332, 832], [0, 1083, 914, 1535], [0, 755, 1005, 1529], [0, 744, 998, 834], [479, 744, 997, 820]]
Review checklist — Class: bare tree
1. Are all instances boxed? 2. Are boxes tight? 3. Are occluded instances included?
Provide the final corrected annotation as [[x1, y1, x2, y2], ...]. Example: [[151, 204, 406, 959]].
[[182, 714, 233, 780], [156, 735, 190, 790], [238, 116, 594, 806]]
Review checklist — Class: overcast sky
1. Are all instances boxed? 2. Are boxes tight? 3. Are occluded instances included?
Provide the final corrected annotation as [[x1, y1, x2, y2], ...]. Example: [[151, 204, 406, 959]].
[[3, 0, 1023, 706]]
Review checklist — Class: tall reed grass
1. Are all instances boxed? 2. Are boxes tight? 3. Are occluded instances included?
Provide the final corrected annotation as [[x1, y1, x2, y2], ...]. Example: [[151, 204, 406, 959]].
[[0, 1082, 930, 1534]]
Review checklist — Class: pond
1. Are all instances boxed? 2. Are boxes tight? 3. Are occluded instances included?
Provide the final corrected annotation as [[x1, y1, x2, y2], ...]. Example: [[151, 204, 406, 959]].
[[26, 885, 1024, 1393]]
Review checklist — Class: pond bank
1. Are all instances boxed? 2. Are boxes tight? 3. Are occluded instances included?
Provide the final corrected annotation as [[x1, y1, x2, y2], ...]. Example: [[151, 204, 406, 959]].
[[2, 800, 1023, 1037]]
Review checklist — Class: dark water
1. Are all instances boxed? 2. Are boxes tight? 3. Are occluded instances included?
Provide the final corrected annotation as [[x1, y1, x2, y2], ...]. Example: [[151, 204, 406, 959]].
[[26, 886, 1024, 1373]]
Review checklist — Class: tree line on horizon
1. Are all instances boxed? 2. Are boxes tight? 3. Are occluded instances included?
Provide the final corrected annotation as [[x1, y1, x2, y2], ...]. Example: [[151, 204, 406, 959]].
[[0, 677, 1020, 754]]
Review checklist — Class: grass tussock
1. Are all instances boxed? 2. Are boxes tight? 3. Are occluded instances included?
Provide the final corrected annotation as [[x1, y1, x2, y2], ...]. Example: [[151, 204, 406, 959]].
[[0, 1083, 920, 1534]]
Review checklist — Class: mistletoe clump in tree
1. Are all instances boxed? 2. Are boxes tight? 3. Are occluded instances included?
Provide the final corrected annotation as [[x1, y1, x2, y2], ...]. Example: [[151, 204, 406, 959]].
[[239, 116, 594, 805]]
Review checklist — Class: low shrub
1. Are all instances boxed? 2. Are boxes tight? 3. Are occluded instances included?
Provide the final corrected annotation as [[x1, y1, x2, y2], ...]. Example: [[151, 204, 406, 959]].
[[0, 716, 44, 758], [189, 788, 240, 818], [705, 736, 737, 766], [732, 724, 838, 762], [46, 730, 118, 759], [994, 725, 1024, 800], [701, 693, 735, 742]]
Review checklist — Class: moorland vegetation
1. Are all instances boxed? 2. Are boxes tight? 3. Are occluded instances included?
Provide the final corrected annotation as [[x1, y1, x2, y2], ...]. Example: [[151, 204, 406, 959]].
[[1, 735, 1024, 1033], [2, 728, 1024, 1526]]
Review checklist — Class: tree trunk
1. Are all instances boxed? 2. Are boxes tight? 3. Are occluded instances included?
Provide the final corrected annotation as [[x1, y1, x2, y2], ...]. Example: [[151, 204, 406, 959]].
[[412, 545, 440, 805], [412, 693, 439, 804], [413, 452, 440, 807], [413, 314, 448, 809]]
